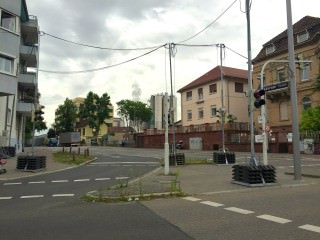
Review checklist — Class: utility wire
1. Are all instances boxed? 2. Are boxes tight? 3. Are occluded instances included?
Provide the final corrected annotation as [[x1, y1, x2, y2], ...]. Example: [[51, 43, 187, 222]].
[[40, 31, 164, 51], [225, 45, 247, 59], [177, 0, 238, 44], [39, 44, 166, 74]]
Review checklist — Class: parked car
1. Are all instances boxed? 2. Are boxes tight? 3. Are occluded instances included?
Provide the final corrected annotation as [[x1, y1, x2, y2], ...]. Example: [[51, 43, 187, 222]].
[[47, 138, 58, 147]]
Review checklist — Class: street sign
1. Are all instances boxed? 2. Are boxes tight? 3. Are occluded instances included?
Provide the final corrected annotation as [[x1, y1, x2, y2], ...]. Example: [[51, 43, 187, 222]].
[[255, 135, 264, 143], [264, 81, 289, 92]]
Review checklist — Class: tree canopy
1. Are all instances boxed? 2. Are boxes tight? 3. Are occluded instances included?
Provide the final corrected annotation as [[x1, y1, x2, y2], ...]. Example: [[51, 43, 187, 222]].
[[53, 98, 77, 133], [300, 106, 320, 131]]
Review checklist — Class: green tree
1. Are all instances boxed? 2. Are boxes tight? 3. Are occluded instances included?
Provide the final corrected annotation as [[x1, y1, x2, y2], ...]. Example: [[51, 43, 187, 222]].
[[47, 128, 56, 138], [117, 99, 153, 131], [80, 91, 112, 138], [300, 106, 320, 131], [54, 98, 77, 133]]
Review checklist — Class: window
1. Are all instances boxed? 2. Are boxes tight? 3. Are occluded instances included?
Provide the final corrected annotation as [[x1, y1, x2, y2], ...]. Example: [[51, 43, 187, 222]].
[[279, 101, 288, 121], [211, 105, 217, 117], [187, 110, 192, 121], [209, 83, 217, 94], [302, 96, 311, 110], [297, 31, 309, 43], [198, 88, 203, 100], [300, 62, 310, 81], [186, 91, 192, 101], [277, 68, 286, 82], [0, 55, 14, 74], [235, 82, 243, 93], [198, 108, 204, 119], [1, 10, 16, 32], [266, 44, 275, 55]]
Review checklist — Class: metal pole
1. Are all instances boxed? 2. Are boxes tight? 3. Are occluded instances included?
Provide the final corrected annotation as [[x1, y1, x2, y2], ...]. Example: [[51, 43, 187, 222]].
[[246, 0, 256, 165], [164, 92, 169, 175], [219, 44, 226, 153], [286, 0, 301, 180], [168, 43, 176, 156]]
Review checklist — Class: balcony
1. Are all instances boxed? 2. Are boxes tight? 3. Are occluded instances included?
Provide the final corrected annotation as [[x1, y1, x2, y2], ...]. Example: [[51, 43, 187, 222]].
[[18, 72, 36, 89], [21, 16, 39, 44], [20, 44, 38, 67], [16, 101, 34, 116]]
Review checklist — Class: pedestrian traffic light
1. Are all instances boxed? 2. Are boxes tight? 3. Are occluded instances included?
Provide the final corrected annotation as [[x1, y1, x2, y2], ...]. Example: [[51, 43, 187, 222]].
[[254, 89, 265, 108], [33, 105, 44, 122]]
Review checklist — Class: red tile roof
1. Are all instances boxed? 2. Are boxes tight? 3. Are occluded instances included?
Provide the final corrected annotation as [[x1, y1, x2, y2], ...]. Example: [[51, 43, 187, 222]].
[[177, 65, 248, 93], [253, 16, 320, 63]]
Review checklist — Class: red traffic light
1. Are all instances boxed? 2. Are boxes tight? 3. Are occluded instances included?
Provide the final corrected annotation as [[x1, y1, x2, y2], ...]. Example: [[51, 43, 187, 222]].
[[254, 89, 266, 108], [254, 89, 265, 98]]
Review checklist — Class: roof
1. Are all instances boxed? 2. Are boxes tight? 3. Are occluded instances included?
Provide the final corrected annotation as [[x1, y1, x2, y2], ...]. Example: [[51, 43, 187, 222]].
[[177, 66, 248, 93], [253, 16, 320, 63], [108, 127, 135, 134]]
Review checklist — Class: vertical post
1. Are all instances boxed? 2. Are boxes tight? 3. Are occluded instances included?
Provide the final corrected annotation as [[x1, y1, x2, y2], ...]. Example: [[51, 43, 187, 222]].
[[246, 0, 256, 165], [261, 74, 268, 165], [168, 43, 176, 155], [164, 92, 169, 175], [286, 0, 301, 180], [219, 44, 226, 152]]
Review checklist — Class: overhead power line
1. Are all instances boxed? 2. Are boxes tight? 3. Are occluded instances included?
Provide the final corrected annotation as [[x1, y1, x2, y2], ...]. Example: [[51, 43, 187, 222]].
[[39, 44, 166, 74], [177, 0, 238, 44], [40, 31, 164, 51]]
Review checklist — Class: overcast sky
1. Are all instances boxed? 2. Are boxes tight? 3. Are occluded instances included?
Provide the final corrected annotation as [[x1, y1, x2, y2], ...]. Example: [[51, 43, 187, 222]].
[[26, 0, 320, 128]]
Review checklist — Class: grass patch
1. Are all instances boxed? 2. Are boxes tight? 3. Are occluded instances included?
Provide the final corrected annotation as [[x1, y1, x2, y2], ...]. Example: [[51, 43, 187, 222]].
[[185, 158, 212, 165], [53, 151, 94, 165]]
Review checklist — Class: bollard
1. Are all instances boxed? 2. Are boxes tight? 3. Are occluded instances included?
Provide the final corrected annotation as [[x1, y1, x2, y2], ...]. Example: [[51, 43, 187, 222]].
[[72, 151, 76, 161], [78, 147, 80, 156]]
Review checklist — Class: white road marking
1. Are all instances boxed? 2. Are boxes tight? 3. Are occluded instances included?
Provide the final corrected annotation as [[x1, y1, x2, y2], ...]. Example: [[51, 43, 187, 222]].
[[95, 178, 111, 181], [90, 161, 159, 165], [73, 179, 90, 182], [115, 177, 129, 180], [200, 201, 224, 207], [28, 181, 46, 184], [224, 207, 254, 215], [257, 214, 292, 224], [299, 224, 320, 233], [20, 195, 44, 199], [51, 180, 69, 183], [0, 197, 13, 200], [52, 194, 75, 197], [182, 196, 202, 202], [4, 182, 22, 186]]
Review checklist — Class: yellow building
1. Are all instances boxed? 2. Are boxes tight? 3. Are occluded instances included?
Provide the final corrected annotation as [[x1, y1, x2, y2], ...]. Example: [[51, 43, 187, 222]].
[[252, 16, 320, 152], [73, 97, 114, 144]]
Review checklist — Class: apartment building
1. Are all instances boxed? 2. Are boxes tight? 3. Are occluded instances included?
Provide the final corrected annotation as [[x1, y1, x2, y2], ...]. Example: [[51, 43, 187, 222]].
[[149, 94, 177, 129], [177, 65, 249, 126], [252, 16, 320, 152], [0, 0, 39, 152]]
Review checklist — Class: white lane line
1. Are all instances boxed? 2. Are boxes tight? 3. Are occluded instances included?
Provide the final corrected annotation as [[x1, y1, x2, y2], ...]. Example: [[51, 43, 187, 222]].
[[224, 207, 254, 215], [73, 179, 90, 182], [115, 177, 129, 180], [95, 178, 111, 181], [51, 180, 69, 183], [299, 224, 320, 233], [4, 182, 22, 186], [20, 195, 44, 199], [52, 194, 75, 197], [257, 214, 292, 224], [90, 161, 159, 165], [182, 196, 202, 202], [28, 181, 46, 184], [0, 197, 13, 200], [200, 201, 224, 207]]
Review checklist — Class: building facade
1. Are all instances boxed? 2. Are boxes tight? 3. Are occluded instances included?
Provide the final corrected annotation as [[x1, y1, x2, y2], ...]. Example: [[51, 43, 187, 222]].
[[149, 94, 177, 129], [0, 0, 39, 152], [178, 66, 249, 127], [252, 16, 320, 152]]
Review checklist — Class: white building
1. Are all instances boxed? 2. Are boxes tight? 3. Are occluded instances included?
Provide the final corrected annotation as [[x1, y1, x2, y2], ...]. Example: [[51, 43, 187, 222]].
[[149, 94, 177, 129], [0, 0, 39, 152]]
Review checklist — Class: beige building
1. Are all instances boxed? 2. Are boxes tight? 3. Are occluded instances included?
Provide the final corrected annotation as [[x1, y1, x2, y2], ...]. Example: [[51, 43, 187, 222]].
[[252, 16, 320, 149], [73, 97, 113, 144], [177, 66, 249, 126]]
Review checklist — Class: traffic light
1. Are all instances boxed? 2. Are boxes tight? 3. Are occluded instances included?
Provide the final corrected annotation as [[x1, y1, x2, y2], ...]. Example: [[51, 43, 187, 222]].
[[33, 105, 44, 122], [168, 112, 171, 124], [254, 89, 265, 108]]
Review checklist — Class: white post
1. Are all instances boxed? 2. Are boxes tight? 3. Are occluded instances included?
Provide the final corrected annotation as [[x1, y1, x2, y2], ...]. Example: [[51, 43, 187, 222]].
[[164, 92, 169, 175]]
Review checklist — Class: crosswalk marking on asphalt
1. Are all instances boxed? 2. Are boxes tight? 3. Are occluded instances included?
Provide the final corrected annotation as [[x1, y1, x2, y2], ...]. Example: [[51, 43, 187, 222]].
[[299, 224, 320, 233], [20, 195, 44, 199], [256, 214, 292, 224], [4, 182, 22, 185], [182, 196, 202, 202], [224, 207, 254, 215], [73, 179, 90, 182], [28, 181, 46, 184], [52, 194, 75, 197], [200, 201, 224, 207]]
